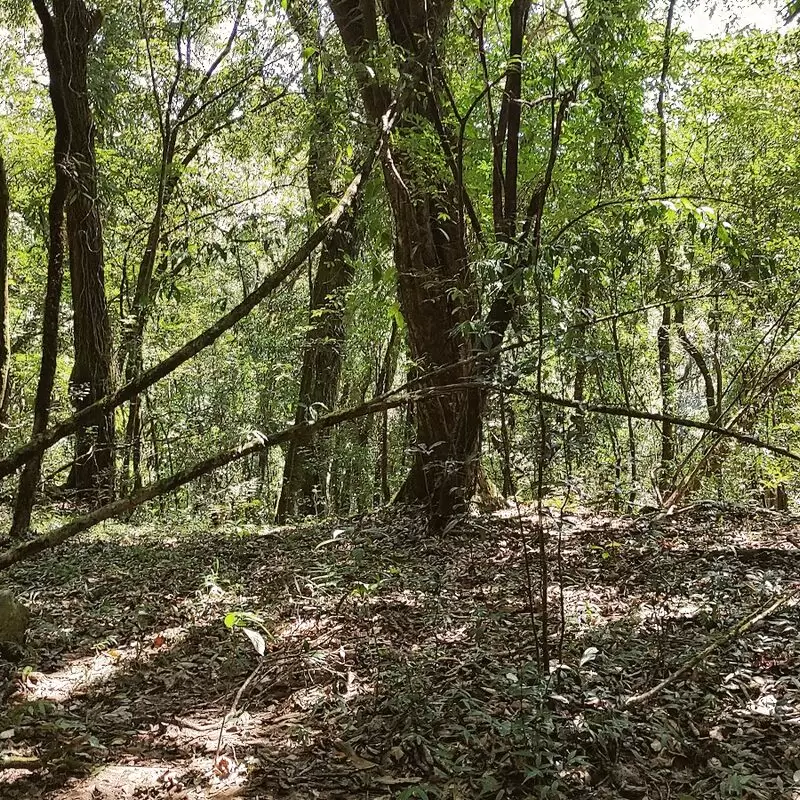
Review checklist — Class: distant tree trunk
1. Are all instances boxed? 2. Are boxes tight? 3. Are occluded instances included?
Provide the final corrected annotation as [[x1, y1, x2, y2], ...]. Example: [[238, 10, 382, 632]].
[[329, 369, 373, 515], [610, 316, 638, 509], [41, 0, 115, 503], [655, 0, 677, 498], [0, 157, 10, 414], [276, 219, 358, 520], [571, 262, 591, 440], [675, 301, 719, 423], [277, 1, 361, 522], [374, 320, 399, 506], [10, 1, 69, 536], [656, 276, 675, 494]]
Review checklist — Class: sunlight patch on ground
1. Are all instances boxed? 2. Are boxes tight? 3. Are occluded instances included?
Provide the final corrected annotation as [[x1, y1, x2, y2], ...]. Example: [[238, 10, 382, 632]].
[[53, 758, 251, 799], [22, 626, 189, 704], [58, 765, 167, 799], [560, 585, 614, 629]]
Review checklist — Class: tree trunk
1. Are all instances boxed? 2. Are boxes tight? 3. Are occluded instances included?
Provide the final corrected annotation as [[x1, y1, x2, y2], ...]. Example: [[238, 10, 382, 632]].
[[276, 219, 358, 520], [656, 290, 675, 493], [655, 0, 677, 498], [277, 1, 361, 522], [571, 263, 591, 440], [0, 157, 10, 414], [374, 320, 399, 506], [329, 0, 569, 524], [10, 1, 69, 536], [610, 315, 638, 509], [329, 0, 479, 521], [44, 0, 115, 503]]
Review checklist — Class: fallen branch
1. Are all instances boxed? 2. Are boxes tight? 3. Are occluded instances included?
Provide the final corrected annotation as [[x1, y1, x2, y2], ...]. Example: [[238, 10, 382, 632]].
[[623, 584, 800, 707], [0, 754, 42, 770], [0, 385, 425, 570]]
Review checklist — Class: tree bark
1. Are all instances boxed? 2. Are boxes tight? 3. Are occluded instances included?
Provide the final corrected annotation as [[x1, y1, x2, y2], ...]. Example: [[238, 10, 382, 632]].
[[38, 0, 115, 503], [277, 0, 361, 522]]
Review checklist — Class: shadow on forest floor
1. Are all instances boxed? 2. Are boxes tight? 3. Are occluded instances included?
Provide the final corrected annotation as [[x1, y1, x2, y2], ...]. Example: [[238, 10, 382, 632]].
[[1, 502, 800, 799]]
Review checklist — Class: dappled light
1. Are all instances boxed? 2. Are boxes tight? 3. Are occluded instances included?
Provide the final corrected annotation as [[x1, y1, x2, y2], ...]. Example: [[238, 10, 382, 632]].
[[2, 505, 800, 797], [3, 0, 800, 797]]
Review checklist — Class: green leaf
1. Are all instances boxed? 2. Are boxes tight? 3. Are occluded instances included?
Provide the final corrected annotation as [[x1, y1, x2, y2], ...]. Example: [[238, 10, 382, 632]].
[[224, 611, 263, 629]]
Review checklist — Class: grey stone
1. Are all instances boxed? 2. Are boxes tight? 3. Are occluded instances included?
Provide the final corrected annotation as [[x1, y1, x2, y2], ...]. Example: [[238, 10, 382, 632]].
[[0, 589, 30, 646]]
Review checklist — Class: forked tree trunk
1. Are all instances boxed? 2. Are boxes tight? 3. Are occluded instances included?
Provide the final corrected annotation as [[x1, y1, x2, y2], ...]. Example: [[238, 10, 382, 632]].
[[330, 0, 479, 521], [329, 0, 567, 523]]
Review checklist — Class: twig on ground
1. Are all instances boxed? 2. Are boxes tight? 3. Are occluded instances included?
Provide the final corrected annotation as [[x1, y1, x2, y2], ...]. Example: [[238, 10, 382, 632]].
[[214, 660, 264, 761], [0, 754, 42, 770], [624, 584, 800, 707]]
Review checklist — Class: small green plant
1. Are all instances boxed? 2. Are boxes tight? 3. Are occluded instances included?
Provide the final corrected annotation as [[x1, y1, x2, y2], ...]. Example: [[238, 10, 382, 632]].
[[224, 611, 273, 656]]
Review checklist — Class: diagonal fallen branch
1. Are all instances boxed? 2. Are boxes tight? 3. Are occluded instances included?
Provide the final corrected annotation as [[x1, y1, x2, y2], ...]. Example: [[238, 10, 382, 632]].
[[623, 584, 800, 707], [0, 384, 436, 571], [487, 383, 800, 464], [3, 380, 799, 571]]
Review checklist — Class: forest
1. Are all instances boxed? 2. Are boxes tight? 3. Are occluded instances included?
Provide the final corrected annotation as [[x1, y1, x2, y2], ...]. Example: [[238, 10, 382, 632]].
[[1, 0, 800, 797]]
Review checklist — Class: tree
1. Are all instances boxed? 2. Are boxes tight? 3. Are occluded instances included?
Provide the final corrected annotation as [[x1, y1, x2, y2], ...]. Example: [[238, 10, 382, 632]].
[[30, 0, 115, 502], [115, 0, 287, 494], [327, 0, 579, 522], [9, 0, 70, 536], [277, 0, 363, 522], [0, 156, 10, 416]]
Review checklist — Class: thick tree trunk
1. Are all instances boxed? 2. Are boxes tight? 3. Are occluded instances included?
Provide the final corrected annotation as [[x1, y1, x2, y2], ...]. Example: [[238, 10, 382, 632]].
[[330, 0, 479, 520], [329, 0, 567, 523], [43, 0, 115, 503], [385, 171, 476, 515]]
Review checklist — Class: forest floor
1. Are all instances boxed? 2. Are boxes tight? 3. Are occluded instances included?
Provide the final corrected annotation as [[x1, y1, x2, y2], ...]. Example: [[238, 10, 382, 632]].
[[1, 502, 800, 799]]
